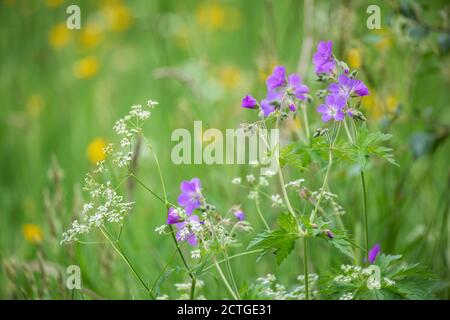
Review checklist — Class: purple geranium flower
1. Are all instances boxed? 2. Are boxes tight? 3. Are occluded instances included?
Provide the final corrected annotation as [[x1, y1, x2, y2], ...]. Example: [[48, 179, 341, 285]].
[[167, 207, 182, 225], [287, 74, 309, 100], [233, 209, 245, 221], [266, 66, 287, 91], [175, 215, 199, 246], [368, 244, 381, 264], [316, 95, 346, 122], [260, 90, 283, 117], [328, 74, 369, 100], [241, 95, 258, 109], [177, 178, 202, 215], [313, 40, 335, 74]]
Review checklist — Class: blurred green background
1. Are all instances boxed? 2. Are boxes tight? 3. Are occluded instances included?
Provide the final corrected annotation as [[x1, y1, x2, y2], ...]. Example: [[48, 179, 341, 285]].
[[1, 0, 449, 299]]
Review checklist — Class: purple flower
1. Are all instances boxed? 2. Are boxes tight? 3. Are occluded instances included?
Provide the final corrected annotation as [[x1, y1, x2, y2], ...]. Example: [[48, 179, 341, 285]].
[[368, 244, 381, 264], [167, 207, 182, 225], [328, 74, 369, 100], [313, 41, 335, 74], [266, 66, 287, 91], [316, 95, 346, 122], [287, 74, 309, 100], [177, 178, 202, 215], [175, 215, 199, 246], [260, 90, 283, 117], [241, 95, 258, 109], [233, 209, 245, 221]]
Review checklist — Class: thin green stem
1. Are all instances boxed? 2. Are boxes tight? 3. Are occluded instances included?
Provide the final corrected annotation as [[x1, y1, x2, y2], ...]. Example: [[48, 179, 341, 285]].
[[100, 228, 154, 299], [130, 173, 165, 204], [223, 248, 241, 299], [301, 104, 310, 143], [214, 258, 239, 300], [203, 249, 263, 272], [361, 171, 369, 265], [303, 237, 309, 300], [255, 195, 270, 230], [310, 123, 341, 223]]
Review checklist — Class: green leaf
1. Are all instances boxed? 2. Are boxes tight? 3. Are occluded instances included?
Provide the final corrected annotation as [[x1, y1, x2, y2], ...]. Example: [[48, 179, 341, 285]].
[[248, 213, 299, 265], [328, 230, 354, 259], [346, 126, 399, 169]]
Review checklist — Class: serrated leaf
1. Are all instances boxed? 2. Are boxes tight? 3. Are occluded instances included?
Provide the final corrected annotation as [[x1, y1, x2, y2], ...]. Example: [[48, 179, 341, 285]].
[[248, 214, 299, 265], [328, 230, 354, 259]]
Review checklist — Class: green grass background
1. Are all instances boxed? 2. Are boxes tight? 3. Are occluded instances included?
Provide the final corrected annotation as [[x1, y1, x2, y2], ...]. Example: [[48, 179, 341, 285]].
[[0, 0, 449, 299]]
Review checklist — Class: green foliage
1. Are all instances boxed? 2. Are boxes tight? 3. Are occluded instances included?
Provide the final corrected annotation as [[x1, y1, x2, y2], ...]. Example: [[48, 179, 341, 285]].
[[321, 254, 437, 300], [248, 213, 299, 265], [347, 126, 399, 169]]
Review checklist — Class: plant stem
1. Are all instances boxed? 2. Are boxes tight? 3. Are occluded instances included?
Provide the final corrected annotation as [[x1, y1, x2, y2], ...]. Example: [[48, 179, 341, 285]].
[[303, 237, 309, 300], [203, 249, 263, 272], [223, 248, 241, 299], [311, 123, 341, 223], [255, 195, 270, 230], [361, 171, 369, 265], [130, 173, 165, 204], [301, 104, 311, 143], [214, 258, 239, 300], [100, 228, 154, 299]]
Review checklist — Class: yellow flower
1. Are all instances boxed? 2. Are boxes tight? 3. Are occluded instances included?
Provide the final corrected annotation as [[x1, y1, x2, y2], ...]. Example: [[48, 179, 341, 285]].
[[45, 0, 64, 8], [372, 28, 393, 52], [219, 65, 243, 90], [74, 56, 99, 79], [79, 23, 103, 49], [87, 138, 107, 164], [103, 2, 133, 32], [26, 94, 45, 118], [286, 116, 302, 133], [22, 224, 43, 245], [196, 3, 225, 30], [385, 95, 398, 113], [49, 23, 70, 49], [347, 48, 362, 69], [362, 89, 384, 121]]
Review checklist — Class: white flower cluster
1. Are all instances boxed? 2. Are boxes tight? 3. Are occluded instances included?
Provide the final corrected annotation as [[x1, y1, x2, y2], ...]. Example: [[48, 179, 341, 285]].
[[311, 188, 345, 215], [270, 194, 284, 207], [61, 101, 158, 245], [339, 292, 354, 300], [190, 249, 201, 259], [61, 180, 134, 244], [112, 102, 155, 161], [285, 178, 305, 190], [252, 273, 318, 300], [333, 264, 395, 291]]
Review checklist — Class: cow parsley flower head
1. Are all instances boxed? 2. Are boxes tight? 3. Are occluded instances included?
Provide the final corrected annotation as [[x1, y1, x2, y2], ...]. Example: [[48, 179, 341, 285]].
[[316, 95, 346, 122], [313, 40, 335, 74], [328, 74, 369, 100], [177, 178, 203, 215]]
